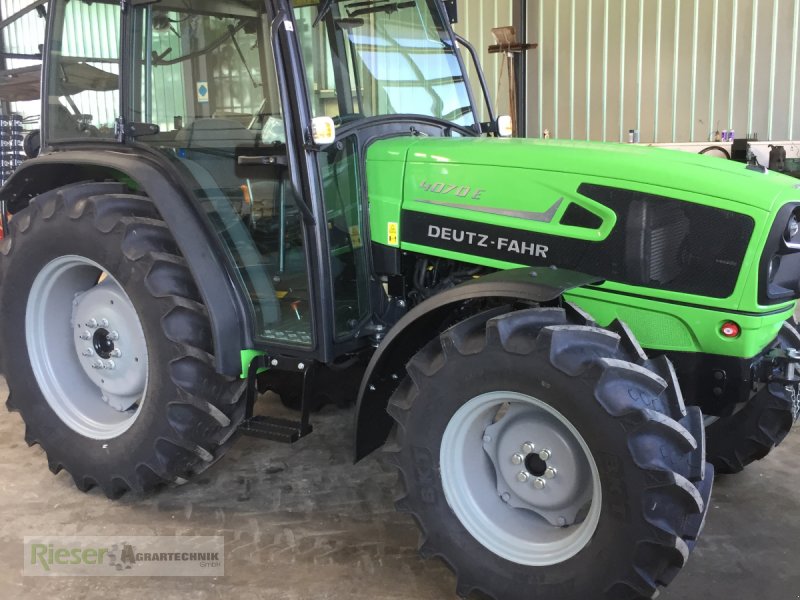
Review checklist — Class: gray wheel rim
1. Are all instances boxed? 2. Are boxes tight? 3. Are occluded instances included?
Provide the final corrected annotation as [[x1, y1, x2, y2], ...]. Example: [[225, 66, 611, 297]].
[[440, 391, 602, 566], [26, 255, 149, 440]]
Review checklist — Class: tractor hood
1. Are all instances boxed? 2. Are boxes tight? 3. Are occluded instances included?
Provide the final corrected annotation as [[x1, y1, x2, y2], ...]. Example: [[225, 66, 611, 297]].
[[365, 135, 800, 311], [367, 136, 799, 215]]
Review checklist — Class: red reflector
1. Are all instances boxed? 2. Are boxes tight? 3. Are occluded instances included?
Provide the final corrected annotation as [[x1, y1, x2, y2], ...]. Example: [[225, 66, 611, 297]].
[[721, 322, 740, 338]]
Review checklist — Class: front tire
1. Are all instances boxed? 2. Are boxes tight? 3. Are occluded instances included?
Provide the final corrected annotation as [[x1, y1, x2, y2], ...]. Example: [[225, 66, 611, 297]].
[[387, 307, 712, 600], [0, 182, 246, 498], [704, 320, 800, 474]]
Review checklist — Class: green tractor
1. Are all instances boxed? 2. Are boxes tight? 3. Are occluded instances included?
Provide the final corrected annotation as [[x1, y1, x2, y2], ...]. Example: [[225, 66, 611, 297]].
[[1, 0, 799, 598]]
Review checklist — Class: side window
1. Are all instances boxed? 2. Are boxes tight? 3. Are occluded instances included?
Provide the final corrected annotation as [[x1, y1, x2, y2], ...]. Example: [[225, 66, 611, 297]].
[[47, 0, 120, 140], [319, 136, 370, 338]]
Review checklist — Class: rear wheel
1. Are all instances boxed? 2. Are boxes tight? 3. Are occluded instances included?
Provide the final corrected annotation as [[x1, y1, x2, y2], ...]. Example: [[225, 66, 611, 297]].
[[0, 182, 246, 497], [704, 320, 800, 474], [387, 307, 712, 600]]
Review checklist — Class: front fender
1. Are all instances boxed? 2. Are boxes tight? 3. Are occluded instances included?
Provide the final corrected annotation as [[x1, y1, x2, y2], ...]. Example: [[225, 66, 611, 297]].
[[353, 267, 600, 461]]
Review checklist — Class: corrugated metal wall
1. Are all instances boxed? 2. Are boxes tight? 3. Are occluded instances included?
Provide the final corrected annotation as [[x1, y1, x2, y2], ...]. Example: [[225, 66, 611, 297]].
[[527, 0, 800, 142]]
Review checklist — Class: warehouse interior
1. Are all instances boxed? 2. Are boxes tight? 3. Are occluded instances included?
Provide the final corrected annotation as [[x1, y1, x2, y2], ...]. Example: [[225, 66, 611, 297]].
[[0, 1, 799, 599]]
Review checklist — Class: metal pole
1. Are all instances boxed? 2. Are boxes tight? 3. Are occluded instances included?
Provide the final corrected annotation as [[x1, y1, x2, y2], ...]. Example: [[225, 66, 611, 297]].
[[768, 0, 780, 140], [653, 0, 663, 142], [672, 0, 681, 141], [586, 0, 593, 140], [538, 0, 544, 137], [516, 0, 528, 137], [570, 0, 576, 139], [554, 0, 560, 137], [619, 0, 627, 142], [689, 0, 699, 141], [602, 0, 609, 141], [747, 0, 759, 136], [707, 0, 719, 141], [636, 0, 644, 134], [790, 0, 800, 139], [145, 7, 153, 123], [728, 0, 738, 130]]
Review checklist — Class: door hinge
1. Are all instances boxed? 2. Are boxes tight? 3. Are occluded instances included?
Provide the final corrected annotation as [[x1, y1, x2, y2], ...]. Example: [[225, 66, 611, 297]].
[[115, 117, 160, 142]]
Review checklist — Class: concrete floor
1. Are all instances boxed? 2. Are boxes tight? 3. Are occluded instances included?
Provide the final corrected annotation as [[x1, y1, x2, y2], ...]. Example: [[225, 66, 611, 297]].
[[1, 376, 799, 600]]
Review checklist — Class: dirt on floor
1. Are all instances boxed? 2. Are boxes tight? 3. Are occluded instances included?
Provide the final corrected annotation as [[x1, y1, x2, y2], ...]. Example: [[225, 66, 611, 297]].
[[0, 378, 798, 599]]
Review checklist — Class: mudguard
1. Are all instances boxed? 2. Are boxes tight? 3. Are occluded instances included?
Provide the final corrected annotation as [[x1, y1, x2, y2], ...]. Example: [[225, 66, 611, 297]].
[[353, 267, 600, 460], [1, 148, 251, 377]]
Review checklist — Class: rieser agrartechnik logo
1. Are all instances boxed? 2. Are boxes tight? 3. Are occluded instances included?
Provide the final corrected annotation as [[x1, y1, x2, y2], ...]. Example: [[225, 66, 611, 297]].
[[23, 536, 224, 576]]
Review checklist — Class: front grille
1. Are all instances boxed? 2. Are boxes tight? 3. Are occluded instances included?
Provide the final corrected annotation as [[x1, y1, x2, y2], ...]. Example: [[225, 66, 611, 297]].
[[578, 184, 754, 298]]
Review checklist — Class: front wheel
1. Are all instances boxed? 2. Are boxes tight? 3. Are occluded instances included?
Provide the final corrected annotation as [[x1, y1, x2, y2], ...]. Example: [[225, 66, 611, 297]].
[[704, 320, 800, 474], [387, 307, 712, 600]]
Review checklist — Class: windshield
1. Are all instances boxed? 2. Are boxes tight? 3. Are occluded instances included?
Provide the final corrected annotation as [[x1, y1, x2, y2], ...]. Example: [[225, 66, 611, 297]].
[[292, 0, 476, 129]]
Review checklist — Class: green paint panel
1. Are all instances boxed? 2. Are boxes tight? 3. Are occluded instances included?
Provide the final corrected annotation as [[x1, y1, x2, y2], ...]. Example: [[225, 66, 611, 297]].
[[366, 136, 800, 360], [240, 349, 267, 379], [565, 288, 793, 358]]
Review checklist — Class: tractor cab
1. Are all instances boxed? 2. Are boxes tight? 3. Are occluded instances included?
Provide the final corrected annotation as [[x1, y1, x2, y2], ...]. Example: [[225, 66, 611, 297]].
[[37, 0, 486, 366]]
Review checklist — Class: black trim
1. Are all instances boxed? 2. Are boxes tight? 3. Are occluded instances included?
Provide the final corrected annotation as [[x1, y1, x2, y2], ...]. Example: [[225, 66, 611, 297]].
[[758, 201, 800, 305], [266, 3, 331, 362], [583, 285, 794, 318]]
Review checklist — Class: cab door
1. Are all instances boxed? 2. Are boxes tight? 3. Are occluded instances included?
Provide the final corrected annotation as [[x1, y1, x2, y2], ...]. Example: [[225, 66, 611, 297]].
[[128, 0, 339, 362]]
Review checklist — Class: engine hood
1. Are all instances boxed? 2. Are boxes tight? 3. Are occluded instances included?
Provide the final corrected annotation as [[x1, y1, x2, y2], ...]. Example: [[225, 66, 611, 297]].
[[367, 136, 799, 214]]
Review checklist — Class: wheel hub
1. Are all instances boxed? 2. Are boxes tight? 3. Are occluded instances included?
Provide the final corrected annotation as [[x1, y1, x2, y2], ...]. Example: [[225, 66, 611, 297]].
[[93, 327, 115, 359], [481, 403, 592, 527], [71, 280, 148, 412]]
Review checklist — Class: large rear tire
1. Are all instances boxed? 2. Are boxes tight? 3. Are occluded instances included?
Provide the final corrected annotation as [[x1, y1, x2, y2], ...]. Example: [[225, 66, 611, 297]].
[[0, 182, 246, 498], [704, 320, 800, 474], [387, 307, 712, 600]]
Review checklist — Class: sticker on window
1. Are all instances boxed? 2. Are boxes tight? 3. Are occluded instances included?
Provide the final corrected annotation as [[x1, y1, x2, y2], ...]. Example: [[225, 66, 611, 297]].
[[196, 82, 209, 104]]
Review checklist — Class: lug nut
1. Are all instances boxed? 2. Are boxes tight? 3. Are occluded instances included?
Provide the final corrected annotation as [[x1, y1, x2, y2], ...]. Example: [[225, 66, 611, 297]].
[[82, 348, 95, 357], [100, 318, 109, 327], [544, 467, 557, 479], [80, 331, 91, 340], [110, 348, 122, 358], [533, 477, 547, 490], [105, 360, 116, 370], [108, 331, 119, 341], [87, 318, 98, 329], [91, 360, 104, 370], [511, 453, 524, 465], [538, 449, 552, 461], [516, 471, 530, 483], [521, 442, 535, 455]]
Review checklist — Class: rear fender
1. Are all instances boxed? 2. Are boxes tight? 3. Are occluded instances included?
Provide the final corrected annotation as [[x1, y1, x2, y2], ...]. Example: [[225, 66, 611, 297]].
[[2, 149, 250, 377]]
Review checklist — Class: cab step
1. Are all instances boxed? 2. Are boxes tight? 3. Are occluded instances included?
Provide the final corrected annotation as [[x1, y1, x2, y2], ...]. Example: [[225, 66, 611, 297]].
[[239, 416, 312, 443]]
